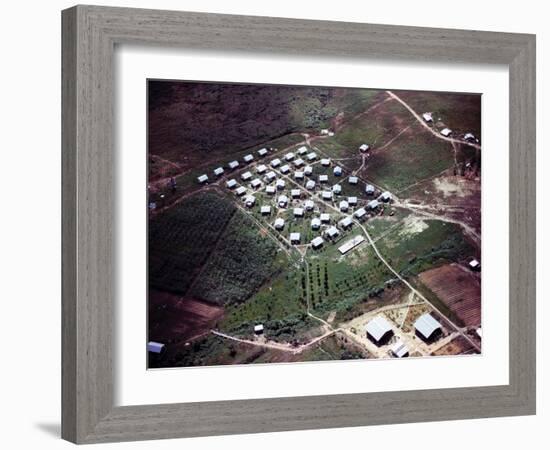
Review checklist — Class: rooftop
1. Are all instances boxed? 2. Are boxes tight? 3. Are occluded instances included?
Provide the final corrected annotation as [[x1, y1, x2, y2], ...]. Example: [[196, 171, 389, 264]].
[[365, 315, 393, 342]]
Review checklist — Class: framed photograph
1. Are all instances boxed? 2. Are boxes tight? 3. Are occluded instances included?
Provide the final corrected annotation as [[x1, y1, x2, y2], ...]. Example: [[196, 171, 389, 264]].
[[62, 5, 536, 444]]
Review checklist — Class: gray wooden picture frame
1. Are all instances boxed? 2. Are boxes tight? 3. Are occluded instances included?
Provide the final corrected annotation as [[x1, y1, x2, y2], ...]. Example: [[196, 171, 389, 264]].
[[61, 4, 536, 444]]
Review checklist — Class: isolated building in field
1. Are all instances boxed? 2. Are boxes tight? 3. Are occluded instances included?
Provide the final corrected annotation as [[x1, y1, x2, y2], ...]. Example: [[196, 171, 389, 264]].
[[261, 205, 271, 215], [339, 200, 349, 212], [251, 178, 262, 189], [228, 160, 239, 170], [306, 152, 317, 161], [320, 128, 330, 135], [297, 145, 308, 155], [304, 200, 314, 211], [469, 259, 481, 271], [285, 152, 295, 161], [338, 234, 364, 255], [380, 191, 392, 202], [325, 226, 340, 239], [294, 158, 305, 167], [294, 171, 304, 180], [270, 158, 281, 168], [258, 148, 268, 157], [243, 154, 254, 163], [235, 186, 247, 196], [278, 195, 289, 207], [348, 176, 358, 185], [311, 218, 321, 230], [390, 340, 410, 358], [354, 207, 367, 219], [311, 236, 324, 249], [265, 171, 277, 183], [241, 171, 252, 181], [414, 313, 442, 342], [319, 174, 329, 183], [440, 128, 452, 137], [333, 166, 342, 176], [332, 184, 342, 195], [347, 196, 358, 206], [339, 216, 353, 229], [304, 166, 313, 176], [291, 189, 301, 199], [276, 179, 286, 190], [365, 315, 393, 345], [226, 179, 237, 189], [280, 164, 290, 174], [265, 185, 276, 195], [257, 164, 267, 174], [320, 213, 330, 223], [365, 184, 375, 195], [464, 132, 476, 141], [214, 167, 224, 177], [321, 158, 331, 167], [147, 341, 165, 354], [422, 112, 433, 123], [368, 199, 380, 210], [306, 180, 316, 190], [290, 232, 301, 244], [244, 195, 256, 207], [274, 218, 285, 230], [254, 324, 264, 335], [359, 143, 370, 152], [293, 207, 304, 217], [322, 191, 333, 200], [197, 174, 209, 184]]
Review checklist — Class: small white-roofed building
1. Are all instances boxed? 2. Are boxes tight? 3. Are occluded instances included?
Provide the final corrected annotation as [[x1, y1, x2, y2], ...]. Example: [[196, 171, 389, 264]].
[[278, 195, 289, 207], [197, 174, 209, 184], [354, 207, 367, 219], [304, 166, 313, 176], [256, 164, 267, 174], [276, 179, 286, 190], [254, 324, 264, 335], [244, 195, 256, 207], [274, 218, 285, 230], [368, 199, 380, 209], [359, 143, 370, 152], [270, 158, 281, 168], [280, 164, 290, 174], [380, 191, 392, 202], [293, 207, 304, 217], [228, 160, 239, 170], [243, 154, 254, 163], [339, 216, 353, 229], [390, 340, 409, 358], [226, 179, 237, 189], [261, 205, 271, 215], [320, 213, 330, 223], [291, 189, 301, 199], [258, 148, 268, 157], [422, 112, 433, 122], [265, 171, 277, 183], [322, 191, 333, 200], [469, 259, 481, 271], [311, 236, 324, 249], [440, 128, 452, 137], [306, 180, 316, 190], [297, 145, 308, 155], [265, 185, 276, 195], [290, 232, 301, 244], [464, 132, 476, 141], [214, 167, 224, 177], [294, 158, 304, 167], [333, 166, 342, 176], [319, 174, 329, 183], [284, 152, 295, 161], [304, 200, 314, 211], [339, 200, 349, 212], [332, 184, 342, 195], [311, 218, 321, 230], [414, 313, 442, 341], [320, 128, 330, 135], [251, 178, 262, 189], [235, 186, 246, 196], [321, 158, 331, 166], [147, 341, 165, 354], [347, 196, 358, 206], [365, 184, 375, 195], [306, 152, 317, 161], [325, 226, 339, 239], [348, 176, 358, 185], [294, 171, 304, 180], [338, 235, 364, 254], [365, 315, 393, 345], [241, 171, 252, 181]]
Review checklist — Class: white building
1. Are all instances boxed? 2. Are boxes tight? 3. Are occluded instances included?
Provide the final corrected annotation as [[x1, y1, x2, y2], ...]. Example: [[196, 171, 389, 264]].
[[365, 184, 375, 195], [284, 152, 295, 161], [294, 158, 304, 167], [274, 218, 285, 230], [339, 200, 349, 212], [464, 132, 476, 141], [251, 178, 262, 189], [265, 171, 277, 183], [348, 176, 358, 185], [241, 171, 252, 181], [311, 218, 321, 230], [256, 164, 267, 174], [368, 199, 379, 209], [291, 189, 301, 198], [306, 180, 316, 190], [228, 160, 239, 170], [278, 195, 289, 207], [339, 216, 353, 229], [321, 158, 331, 166], [243, 154, 254, 163], [319, 174, 329, 183], [422, 112, 433, 123], [197, 174, 209, 184], [214, 167, 224, 177], [469, 259, 481, 270], [306, 152, 317, 161], [347, 196, 358, 206], [235, 186, 247, 196], [258, 148, 268, 157], [338, 234, 364, 254], [244, 195, 256, 207], [322, 191, 333, 200], [261, 205, 271, 215], [297, 146, 308, 155], [254, 324, 264, 335], [280, 164, 290, 174], [265, 185, 276, 195], [414, 313, 442, 341], [332, 184, 342, 195], [311, 236, 324, 249], [226, 179, 237, 189], [304, 166, 313, 176], [294, 171, 304, 180], [365, 315, 393, 344], [390, 340, 409, 358], [293, 207, 304, 217], [320, 213, 330, 223], [325, 226, 339, 239], [333, 166, 342, 176], [354, 207, 366, 219], [290, 232, 301, 244], [147, 341, 165, 354], [440, 128, 452, 137], [304, 200, 314, 211], [270, 158, 281, 168], [359, 143, 370, 152], [380, 191, 392, 202], [276, 179, 286, 190]]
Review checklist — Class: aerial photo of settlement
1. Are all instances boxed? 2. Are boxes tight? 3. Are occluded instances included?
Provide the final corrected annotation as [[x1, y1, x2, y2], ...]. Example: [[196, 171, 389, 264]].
[[147, 80, 482, 369]]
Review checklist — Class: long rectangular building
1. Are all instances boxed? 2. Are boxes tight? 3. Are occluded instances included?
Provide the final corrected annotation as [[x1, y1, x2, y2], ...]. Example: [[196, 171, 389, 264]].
[[338, 235, 365, 254]]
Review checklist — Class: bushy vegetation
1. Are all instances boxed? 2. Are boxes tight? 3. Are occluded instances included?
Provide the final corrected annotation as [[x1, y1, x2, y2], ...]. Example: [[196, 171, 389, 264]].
[[148, 192, 236, 294]]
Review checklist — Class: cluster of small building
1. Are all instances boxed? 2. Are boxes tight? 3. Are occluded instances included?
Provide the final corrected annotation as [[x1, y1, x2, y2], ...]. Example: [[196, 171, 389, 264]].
[[422, 112, 479, 143]]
